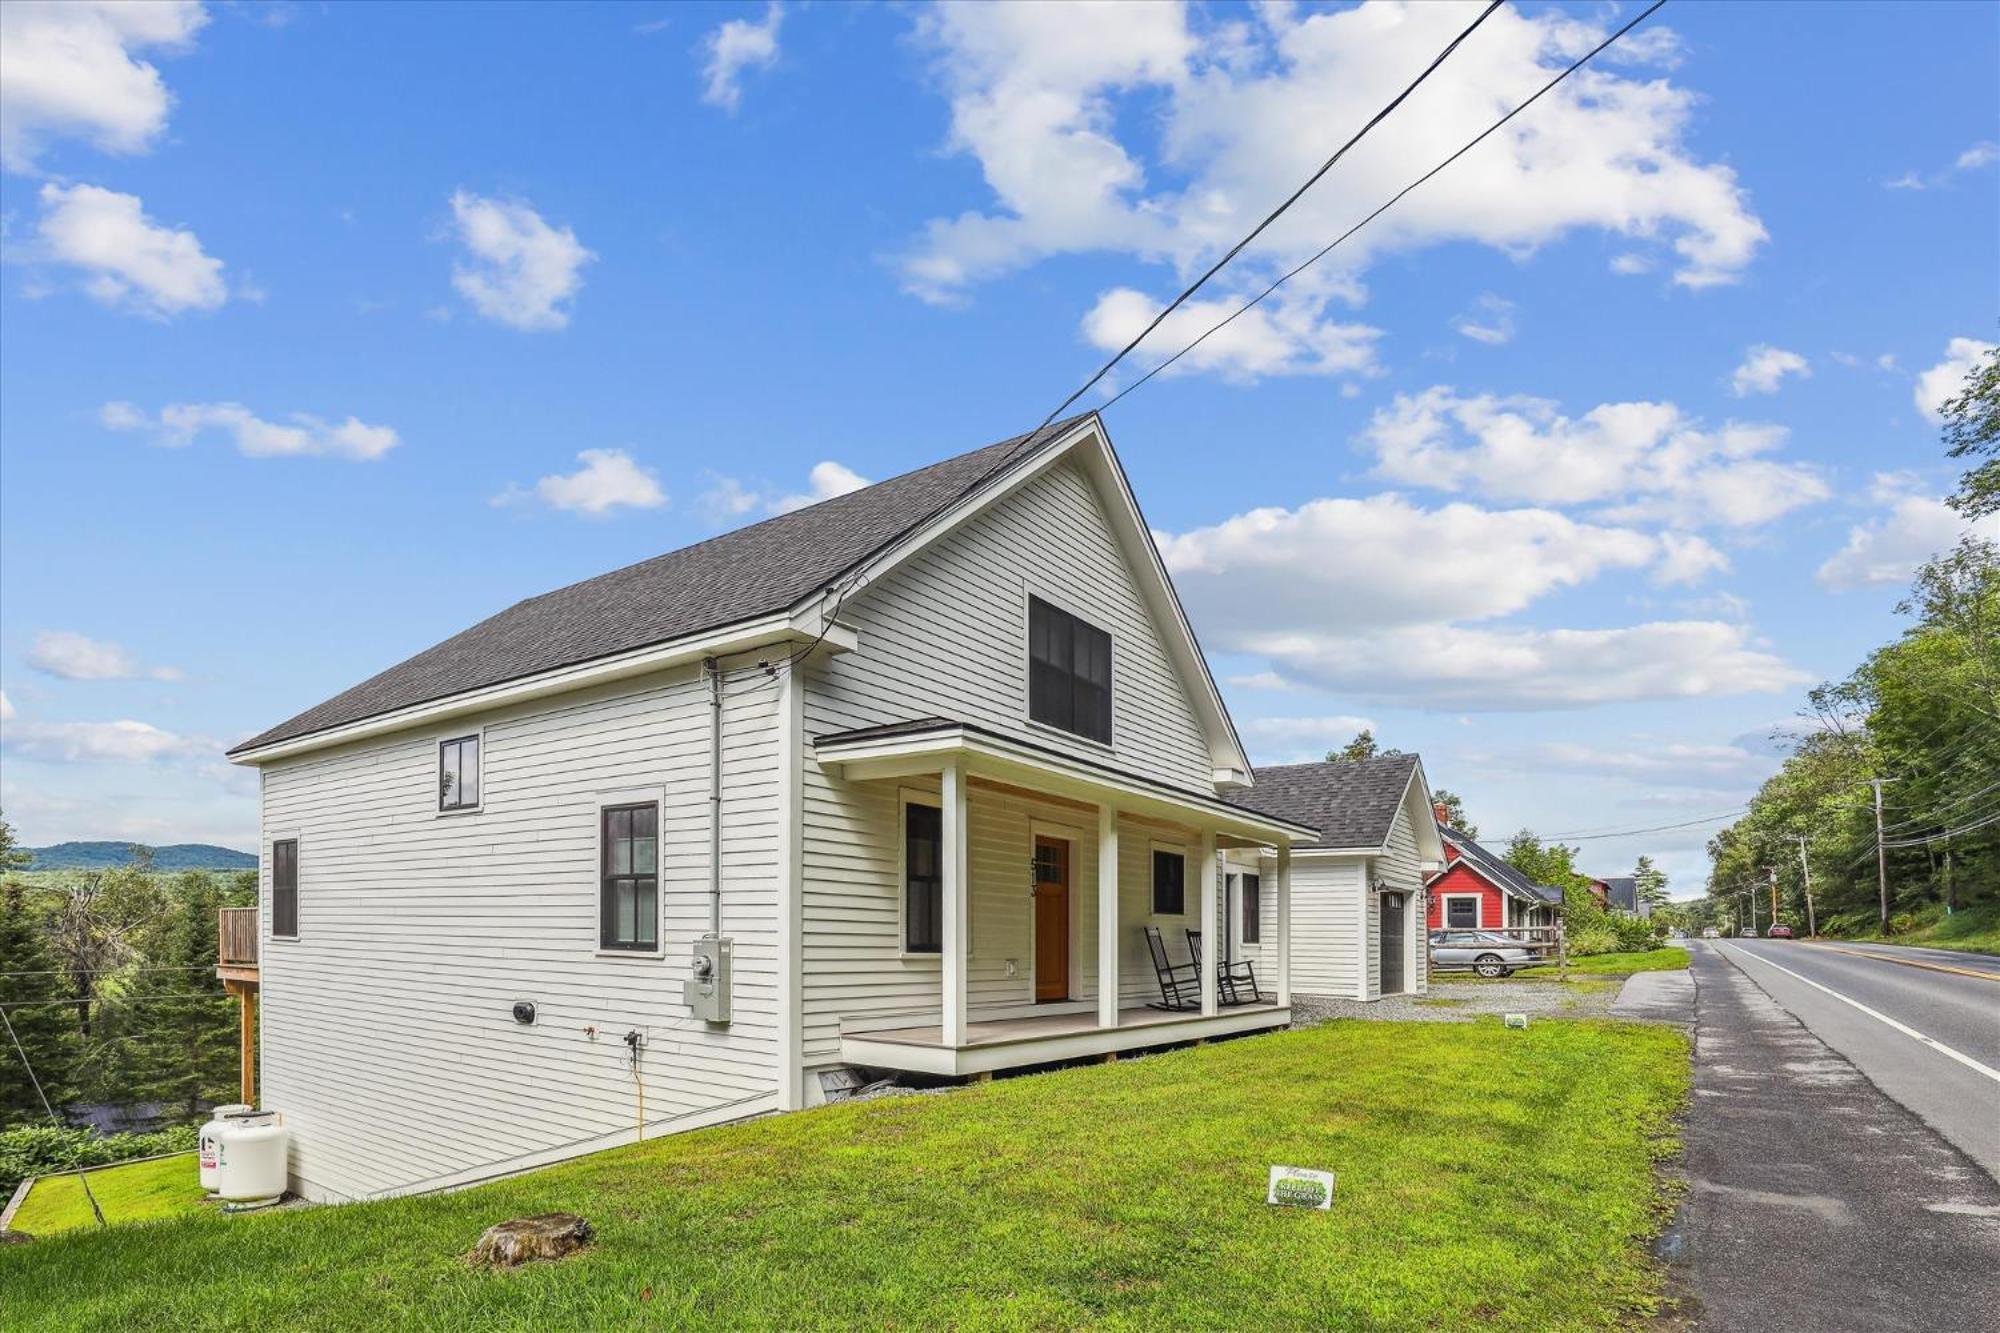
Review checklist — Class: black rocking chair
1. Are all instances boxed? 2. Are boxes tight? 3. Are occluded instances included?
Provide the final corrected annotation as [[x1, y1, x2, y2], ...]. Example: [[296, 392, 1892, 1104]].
[[1143, 925, 1202, 1012], [1187, 929, 1266, 1006]]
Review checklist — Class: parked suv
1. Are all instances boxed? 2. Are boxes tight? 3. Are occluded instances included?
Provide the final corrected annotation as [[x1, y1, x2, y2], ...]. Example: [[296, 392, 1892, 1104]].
[[1429, 930, 1538, 978]]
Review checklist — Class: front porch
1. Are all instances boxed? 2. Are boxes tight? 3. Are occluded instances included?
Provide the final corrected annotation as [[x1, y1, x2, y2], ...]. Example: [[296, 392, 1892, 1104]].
[[842, 999, 1290, 1077], [812, 717, 1315, 1081]]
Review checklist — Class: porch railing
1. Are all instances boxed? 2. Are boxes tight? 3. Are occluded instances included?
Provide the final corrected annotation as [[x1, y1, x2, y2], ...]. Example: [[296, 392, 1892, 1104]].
[[218, 906, 259, 968]]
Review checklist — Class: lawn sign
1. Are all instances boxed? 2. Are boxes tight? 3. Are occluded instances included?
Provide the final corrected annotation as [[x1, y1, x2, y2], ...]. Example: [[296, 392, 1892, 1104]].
[[1266, 1165, 1336, 1210]]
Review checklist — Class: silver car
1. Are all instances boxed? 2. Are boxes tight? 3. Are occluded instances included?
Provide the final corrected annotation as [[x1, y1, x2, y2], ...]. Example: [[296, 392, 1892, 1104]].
[[1429, 930, 1538, 978]]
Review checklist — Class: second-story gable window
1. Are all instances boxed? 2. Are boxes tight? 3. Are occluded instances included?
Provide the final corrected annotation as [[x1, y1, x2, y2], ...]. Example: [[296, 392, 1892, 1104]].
[[439, 734, 480, 811], [1028, 595, 1112, 744], [272, 838, 299, 938]]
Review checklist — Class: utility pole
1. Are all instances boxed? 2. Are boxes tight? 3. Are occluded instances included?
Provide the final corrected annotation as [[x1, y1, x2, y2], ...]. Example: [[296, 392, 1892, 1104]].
[[1792, 835, 1816, 938], [1870, 778, 1897, 933], [1766, 866, 1779, 928]]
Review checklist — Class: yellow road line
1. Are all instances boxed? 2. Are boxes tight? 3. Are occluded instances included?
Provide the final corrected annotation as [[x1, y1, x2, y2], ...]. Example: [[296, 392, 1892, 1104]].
[[1805, 942, 2000, 983]]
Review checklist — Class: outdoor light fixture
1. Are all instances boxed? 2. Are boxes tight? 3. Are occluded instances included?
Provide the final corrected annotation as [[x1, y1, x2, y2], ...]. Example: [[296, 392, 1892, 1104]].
[[512, 1000, 537, 1025]]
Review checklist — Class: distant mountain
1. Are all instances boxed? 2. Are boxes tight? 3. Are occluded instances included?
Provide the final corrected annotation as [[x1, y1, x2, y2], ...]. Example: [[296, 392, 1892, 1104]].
[[21, 842, 257, 872]]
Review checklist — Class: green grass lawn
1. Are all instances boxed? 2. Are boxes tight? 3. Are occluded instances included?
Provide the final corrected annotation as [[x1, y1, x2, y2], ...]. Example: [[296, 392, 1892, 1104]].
[[9, 1153, 208, 1237], [1518, 947, 1691, 978], [1833, 902, 2000, 957], [1, 1021, 1689, 1332]]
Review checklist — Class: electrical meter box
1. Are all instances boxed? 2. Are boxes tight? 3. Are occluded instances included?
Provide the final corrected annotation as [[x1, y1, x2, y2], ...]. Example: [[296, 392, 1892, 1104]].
[[683, 934, 732, 1023]]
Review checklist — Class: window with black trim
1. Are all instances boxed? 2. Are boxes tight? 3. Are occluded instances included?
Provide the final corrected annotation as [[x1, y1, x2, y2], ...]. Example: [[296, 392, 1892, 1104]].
[[1446, 897, 1479, 929], [439, 734, 480, 811], [1241, 872, 1261, 944], [1151, 848, 1185, 915], [600, 804, 658, 952], [272, 838, 299, 938], [1028, 596, 1112, 743], [904, 801, 942, 954]]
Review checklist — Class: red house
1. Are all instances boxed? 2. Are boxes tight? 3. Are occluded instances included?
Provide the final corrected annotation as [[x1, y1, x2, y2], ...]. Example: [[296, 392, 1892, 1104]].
[[1425, 823, 1561, 931]]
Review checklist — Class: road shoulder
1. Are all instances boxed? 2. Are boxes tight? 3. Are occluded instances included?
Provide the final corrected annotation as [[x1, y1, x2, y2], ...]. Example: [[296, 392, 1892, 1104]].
[[1671, 945, 2000, 1332]]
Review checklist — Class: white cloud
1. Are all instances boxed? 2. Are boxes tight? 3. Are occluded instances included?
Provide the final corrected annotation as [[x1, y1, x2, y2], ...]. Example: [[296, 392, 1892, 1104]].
[[1523, 740, 1772, 784], [702, 460, 873, 518], [1883, 140, 1999, 191], [774, 461, 870, 514], [101, 400, 399, 460], [1816, 493, 2000, 591], [1158, 493, 1660, 634], [1451, 294, 1515, 346], [1243, 620, 1807, 710], [1360, 386, 1828, 529], [447, 191, 594, 331], [1653, 531, 1729, 586], [27, 631, 180, 682], [0, 1, 207, 173], [1729, 344, 1809, 397], [34, 182, 226, 317], [701, 3, 782, 111], [1225, 670, 1295, 692], [903, 0, 1765, 325], [0, 717, 213, 764], [1239, 714, 1378, 763], [1913, 336, 1995, 421], [502, 449, 667, 517], [1080, 285, 1380, 384]]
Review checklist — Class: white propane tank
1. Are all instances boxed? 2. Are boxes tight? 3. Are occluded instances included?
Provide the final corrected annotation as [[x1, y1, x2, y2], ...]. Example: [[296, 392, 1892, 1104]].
[[198, 1103, 253, 1193], [215, 1109, 288, 1204]]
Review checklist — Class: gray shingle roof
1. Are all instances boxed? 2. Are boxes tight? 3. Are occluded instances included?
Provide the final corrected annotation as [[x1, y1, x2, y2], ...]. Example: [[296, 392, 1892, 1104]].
[[232, 419, 1087, 756], [1442, 828, 1551, 903], [1600, 876, 1638, 911], [1222, 754, 1420, 850]]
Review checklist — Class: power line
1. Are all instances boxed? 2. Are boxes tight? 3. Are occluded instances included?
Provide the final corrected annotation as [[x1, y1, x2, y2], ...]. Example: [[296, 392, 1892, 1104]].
[[1547, 808, 1746, 841], [1, 1005, 106, 1227], [1101, 0, 1671, 410], [0, 963, 219, 979], [1879, 807, 2000, 849], [1877, 779, 2000, 834], [721, 2, 1510, 699]]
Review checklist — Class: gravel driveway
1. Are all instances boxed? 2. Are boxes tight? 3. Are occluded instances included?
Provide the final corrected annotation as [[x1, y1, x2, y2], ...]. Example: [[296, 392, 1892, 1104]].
[[1290, 977, 1623, 1025]]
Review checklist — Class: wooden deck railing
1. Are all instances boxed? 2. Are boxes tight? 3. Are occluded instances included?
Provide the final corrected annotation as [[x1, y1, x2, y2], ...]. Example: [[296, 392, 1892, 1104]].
[[218, 906, 259, 968]]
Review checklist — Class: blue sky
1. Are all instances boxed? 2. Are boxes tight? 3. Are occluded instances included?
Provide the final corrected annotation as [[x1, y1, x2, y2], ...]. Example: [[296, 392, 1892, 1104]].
[[1, 1, 1995, 892]]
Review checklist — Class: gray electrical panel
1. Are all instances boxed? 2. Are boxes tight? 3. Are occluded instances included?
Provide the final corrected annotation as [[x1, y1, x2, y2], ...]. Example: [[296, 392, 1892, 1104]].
[[683, 934, 732, 1023]]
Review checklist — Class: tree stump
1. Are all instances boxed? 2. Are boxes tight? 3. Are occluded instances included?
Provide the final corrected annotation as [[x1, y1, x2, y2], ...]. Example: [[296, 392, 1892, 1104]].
[[467, 1212, 593, 1267]]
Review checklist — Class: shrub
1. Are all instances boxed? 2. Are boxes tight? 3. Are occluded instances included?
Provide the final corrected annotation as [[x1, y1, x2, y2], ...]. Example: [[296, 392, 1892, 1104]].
[[0, 1123, 196, 1197], [1612, 915, 1663, 952], [1566, 924, 1620, 957]]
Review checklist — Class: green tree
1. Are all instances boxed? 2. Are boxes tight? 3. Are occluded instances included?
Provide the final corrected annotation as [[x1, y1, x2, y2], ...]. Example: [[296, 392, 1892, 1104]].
[[0, 880, 81, 1126], [1432, 789, 1477, 839], [1943, 338, 2000, 519], [126, 873, 236, 1120], [1328, 729, 1377, 762], [1633, 856, 1669, 912]]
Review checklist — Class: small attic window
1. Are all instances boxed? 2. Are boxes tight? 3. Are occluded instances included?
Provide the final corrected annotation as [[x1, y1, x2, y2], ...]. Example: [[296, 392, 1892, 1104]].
[[1028, 596, 1112, 743]]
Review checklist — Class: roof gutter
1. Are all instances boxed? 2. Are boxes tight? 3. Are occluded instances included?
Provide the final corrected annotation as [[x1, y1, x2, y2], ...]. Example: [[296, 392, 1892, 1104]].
[[229, 614, 856, 766]]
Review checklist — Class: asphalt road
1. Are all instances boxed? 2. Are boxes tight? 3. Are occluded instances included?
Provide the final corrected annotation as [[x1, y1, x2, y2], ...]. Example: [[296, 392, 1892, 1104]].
[[1717, 938, 2000, 1179], [1674, 941, 2000, 1332]]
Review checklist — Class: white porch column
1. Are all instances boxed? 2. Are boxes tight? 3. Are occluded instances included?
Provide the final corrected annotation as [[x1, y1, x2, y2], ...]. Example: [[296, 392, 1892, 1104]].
[[1097, 803, 1120, 1029], [941, 760, 969, 1048], [1275, 843, 1292, 1007], [1198, 831, 1219, 1017]]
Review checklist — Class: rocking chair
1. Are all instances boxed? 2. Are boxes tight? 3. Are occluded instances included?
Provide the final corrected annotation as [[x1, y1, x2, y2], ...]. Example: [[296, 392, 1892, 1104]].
[[1143, 925, 1202, 1012], [1187, 929, 1266, 1006]]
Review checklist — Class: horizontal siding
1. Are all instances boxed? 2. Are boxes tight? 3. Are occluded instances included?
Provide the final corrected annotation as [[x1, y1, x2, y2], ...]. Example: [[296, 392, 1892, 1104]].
[[257, 664, 781, 1201], [1277, 856, 1364, 999], [1377, 801, 1426, 994], [801, 458, 1225, 1058]]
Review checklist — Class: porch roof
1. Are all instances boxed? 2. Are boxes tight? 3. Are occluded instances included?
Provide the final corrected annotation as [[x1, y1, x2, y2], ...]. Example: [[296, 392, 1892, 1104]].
[[813, 717, 1317, 847]]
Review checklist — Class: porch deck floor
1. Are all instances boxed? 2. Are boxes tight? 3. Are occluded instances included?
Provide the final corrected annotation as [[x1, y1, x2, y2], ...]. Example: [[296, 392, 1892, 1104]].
[[859, 999, 1285, 1050]]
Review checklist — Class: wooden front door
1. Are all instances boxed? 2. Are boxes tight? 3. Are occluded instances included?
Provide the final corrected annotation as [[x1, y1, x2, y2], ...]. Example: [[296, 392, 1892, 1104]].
[[1033, 837, 1071, 1002]]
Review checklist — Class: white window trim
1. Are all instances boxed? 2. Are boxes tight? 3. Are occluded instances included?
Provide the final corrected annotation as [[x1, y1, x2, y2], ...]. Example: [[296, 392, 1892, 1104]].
[[1440, 891, 1484, 931], [1029, 817, 1090, 1002], [1020, 581, 1118, 753], [266, 827, 303, 942], [1237, 868, 1264, 951], [593, 786, 667, 960], [1147, 838, 1190, 921], [434, 725, 485, 818], [897, 786, 945, 963]]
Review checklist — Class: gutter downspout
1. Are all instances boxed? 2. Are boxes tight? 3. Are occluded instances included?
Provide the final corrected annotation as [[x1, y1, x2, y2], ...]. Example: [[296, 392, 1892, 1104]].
[[706, 657, 723, 937]]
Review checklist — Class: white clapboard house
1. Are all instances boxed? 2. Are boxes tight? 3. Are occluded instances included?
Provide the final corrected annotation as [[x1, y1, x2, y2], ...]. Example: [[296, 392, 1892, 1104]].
[[228, 414, 1430, 1202], [1221, 755, 1444, 1002]]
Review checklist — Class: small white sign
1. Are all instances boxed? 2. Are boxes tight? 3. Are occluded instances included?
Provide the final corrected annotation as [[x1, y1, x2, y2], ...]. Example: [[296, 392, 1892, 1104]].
[[1504, 1012, 1529, 1029], [1266, 1165, 1335, 1210]]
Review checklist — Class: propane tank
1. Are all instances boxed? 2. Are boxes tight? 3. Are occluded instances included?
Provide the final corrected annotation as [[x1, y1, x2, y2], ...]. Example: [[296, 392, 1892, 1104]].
[[215, 1109, 288, 1205], [198, 1103, 253, 1192]]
